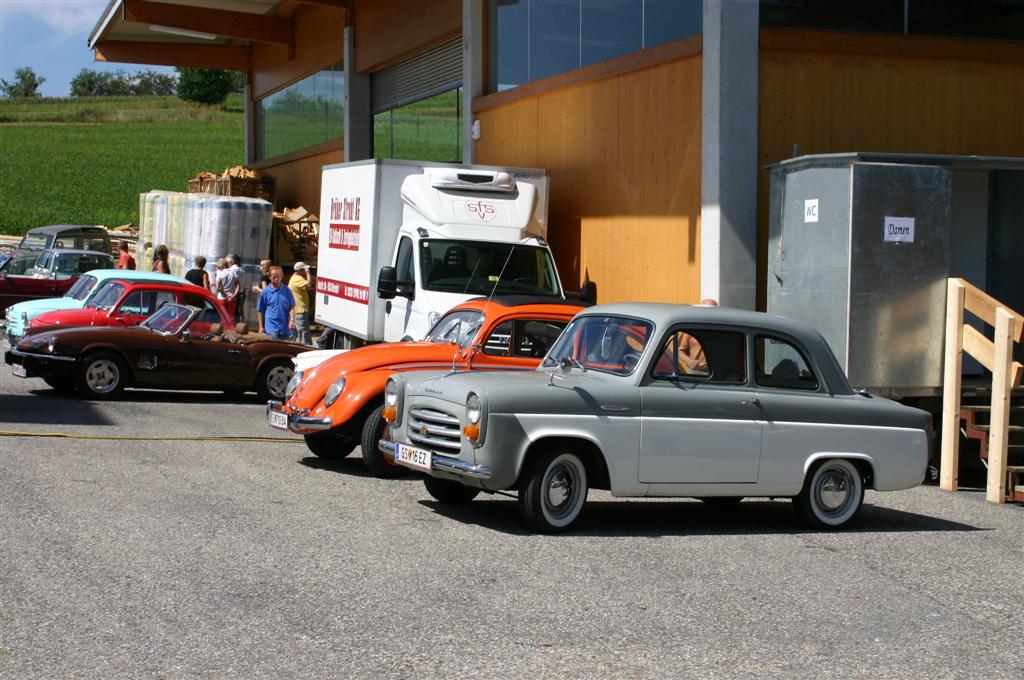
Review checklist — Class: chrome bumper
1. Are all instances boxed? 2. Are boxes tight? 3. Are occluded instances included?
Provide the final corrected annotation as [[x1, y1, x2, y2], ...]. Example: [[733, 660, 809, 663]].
[[378, 439, 493, 479], [9, 348, 77, 362], [266, 400, 332, 433]]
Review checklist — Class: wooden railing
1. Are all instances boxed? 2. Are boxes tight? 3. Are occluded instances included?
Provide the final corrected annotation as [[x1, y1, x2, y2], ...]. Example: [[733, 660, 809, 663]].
[[940, 278, 1024, 503]]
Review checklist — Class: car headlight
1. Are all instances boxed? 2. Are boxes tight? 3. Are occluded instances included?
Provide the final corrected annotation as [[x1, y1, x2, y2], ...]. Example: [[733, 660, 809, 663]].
[[385, 379, 399, 408], [285, 370, 303, 399], [383, 377, 403, 424], [47, 336, 57, 353], [466, 392, 481, 424], [324, 377, 346, 407]]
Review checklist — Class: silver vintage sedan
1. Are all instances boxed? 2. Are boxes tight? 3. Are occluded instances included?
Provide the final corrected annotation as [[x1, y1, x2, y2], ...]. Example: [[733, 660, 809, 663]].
[[379, 303, 931, 533]]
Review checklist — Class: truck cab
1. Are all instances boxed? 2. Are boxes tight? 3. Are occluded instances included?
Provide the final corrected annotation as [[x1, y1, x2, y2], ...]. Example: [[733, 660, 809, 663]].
[[317, 161, 577, 346]]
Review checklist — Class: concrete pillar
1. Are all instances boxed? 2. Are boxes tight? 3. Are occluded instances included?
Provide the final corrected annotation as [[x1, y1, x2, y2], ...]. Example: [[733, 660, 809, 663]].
[[344, 24, 372, 161], [700, 0, 759, 309], [462, 0, 484, 164]]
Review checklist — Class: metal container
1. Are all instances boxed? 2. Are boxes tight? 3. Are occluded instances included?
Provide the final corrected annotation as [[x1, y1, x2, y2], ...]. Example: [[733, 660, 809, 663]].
[[767, 154, 952, 396]]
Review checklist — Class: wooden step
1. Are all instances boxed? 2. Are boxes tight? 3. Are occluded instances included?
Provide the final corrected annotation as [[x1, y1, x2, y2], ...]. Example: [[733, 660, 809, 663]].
[[971, 424, 1024, 433], [960, 405, 1024, 412]]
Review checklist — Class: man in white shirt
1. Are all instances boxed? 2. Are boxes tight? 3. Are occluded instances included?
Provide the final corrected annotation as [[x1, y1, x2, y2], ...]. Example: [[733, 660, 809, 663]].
[[217, 255, 242, 321]]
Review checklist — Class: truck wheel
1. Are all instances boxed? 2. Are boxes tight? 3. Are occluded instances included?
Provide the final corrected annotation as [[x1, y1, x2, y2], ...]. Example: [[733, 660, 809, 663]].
[[794, 459, 864, 529], [518, 448, 588, 533], [257, 361, 293, 401], [360, 404, 406, 478], [76, 352, 128, 399], [304, 431, 356, 460], [423, 476, 479, 504]]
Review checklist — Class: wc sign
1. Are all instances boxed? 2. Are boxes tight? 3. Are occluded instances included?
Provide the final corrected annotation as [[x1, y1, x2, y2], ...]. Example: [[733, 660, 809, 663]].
[[804, 199, 819, 223], [884, 216, 915, 243]]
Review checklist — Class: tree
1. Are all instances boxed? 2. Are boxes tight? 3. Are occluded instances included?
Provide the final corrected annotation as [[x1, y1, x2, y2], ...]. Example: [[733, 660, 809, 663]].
[[176, 67, 235, 104], [1, 67, 45, 97], [71, 69, 177, 97], [134, 70, 176, 96]]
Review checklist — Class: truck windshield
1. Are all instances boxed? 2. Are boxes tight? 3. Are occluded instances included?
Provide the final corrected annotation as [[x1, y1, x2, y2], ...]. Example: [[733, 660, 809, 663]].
[[419, 240, 559, 297], [18, 233, 51, 250]]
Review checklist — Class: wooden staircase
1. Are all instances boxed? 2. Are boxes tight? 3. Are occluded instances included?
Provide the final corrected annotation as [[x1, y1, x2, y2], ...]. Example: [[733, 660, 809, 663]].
[[959, 388, 1024, 502]]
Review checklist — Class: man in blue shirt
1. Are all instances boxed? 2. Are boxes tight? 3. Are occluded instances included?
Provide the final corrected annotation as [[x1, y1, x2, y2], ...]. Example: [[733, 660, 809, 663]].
[[257, 266, 296, 340]]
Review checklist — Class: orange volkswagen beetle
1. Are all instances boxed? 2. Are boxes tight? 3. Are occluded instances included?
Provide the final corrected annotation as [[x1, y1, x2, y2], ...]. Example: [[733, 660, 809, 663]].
[[267, 296, 588, 476]]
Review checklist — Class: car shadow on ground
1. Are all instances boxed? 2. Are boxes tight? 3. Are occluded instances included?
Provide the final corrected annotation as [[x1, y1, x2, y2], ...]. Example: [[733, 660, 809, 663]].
[[0, 391, 116, 426], [418, 498, 984, 537], [298, 455, 422, 482], [38, 389, 266, 405]]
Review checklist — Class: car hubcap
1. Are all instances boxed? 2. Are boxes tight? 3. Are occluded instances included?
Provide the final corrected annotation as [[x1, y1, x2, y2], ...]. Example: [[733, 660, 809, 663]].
[[86, 359, 119, 394], [544, 461, 581, 519], [815, 467, 853, 514], [266, 366, 292, 399]]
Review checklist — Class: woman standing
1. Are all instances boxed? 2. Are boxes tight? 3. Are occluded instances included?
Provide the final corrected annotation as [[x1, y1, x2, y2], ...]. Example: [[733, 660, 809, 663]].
[[153, 244, 171, 274], [185, 255, 210, 289]]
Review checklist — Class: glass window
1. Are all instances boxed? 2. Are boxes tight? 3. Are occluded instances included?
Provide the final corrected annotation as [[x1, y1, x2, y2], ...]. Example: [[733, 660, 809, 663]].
[[543, 314, 652, 376], [485, 318, 569, 358], [755, 335, 819, 390], [3, 252, 41, 276], [82, 237, 108, 253], [489, 0, 702, 92], [760, 0, 903, 33], [653, 328, 746, 384], [425, 309, 485, 348], [67, 275, 98, 301], [89, 282, 126, 310], [374, 88, 462, 162], [18, 233, 50, 250], [394, 237, 415, 284], [418, 240, 560, 297], [256, 62, 344, 162], [36, 251, 54, 271], [119, 290, 174, 316]]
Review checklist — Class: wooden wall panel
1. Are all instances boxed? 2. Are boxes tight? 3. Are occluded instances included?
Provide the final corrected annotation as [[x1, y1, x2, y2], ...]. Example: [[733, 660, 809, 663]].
[[354, 0, 460, 73], [757, 30, 1024, 307], [250, 3, 345, 99], [476, 55, 703, 305], [262, 146, 344, 214]]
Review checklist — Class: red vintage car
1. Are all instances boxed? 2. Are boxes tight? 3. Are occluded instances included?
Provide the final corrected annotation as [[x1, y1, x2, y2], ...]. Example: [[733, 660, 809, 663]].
[[0, 248, 114, 314], [27, 279, 232, 335], [268, 296, 588, 477]]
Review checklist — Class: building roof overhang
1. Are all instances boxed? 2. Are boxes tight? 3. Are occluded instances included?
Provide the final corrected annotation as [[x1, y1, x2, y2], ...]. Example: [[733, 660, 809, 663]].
[[88, 0, 346, 71]]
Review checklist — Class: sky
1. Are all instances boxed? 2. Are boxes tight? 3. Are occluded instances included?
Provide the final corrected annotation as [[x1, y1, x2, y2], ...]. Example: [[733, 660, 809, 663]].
[[0, 0, 174, 96]]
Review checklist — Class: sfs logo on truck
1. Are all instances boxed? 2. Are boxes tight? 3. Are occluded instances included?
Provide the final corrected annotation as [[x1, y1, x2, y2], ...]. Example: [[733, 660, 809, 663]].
[[464, 200, 498, 222], [329, 223, 360, 250]]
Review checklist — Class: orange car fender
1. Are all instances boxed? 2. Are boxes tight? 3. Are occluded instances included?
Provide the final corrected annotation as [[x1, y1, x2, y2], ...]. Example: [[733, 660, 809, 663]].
[[317, 369, 390, 427]]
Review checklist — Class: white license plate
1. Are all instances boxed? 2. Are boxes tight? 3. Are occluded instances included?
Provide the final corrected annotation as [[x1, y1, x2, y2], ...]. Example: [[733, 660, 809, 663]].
[[395, 442, 432, 472], [267, 409, 289, 430], [12, 363, 26, 378]]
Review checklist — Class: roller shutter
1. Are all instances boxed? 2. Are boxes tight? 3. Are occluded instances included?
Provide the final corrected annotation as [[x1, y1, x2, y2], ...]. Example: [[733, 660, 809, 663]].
[[371, 37, 462, 114]]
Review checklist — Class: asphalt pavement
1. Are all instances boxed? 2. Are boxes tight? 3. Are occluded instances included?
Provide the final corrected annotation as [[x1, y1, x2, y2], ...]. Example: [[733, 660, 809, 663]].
[[1, 365, 1022, 679]]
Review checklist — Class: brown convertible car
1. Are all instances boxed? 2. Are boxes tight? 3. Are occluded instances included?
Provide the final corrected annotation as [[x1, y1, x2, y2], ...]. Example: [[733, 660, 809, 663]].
[[5, 303, 302, 400]]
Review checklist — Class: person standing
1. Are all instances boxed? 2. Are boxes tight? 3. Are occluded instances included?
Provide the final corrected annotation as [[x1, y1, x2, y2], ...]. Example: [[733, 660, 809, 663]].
[[257, 266, 295, 341], [227, 254, 245, 322], [288, 262, 312, 345], [252, 259, 272, 297], [185, 256, 210, 289], [153, 244, 170, 274], [116, 241, 136, 270], [216, 256, 240, 320]]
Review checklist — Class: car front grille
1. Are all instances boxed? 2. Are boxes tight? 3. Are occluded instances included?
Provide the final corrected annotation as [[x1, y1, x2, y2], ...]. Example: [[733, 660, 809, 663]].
[[408, 405, 462, 453]]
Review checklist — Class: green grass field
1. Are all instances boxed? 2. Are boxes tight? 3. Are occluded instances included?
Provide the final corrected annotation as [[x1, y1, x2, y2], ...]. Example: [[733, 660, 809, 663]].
[[0, 95, 245, 235]]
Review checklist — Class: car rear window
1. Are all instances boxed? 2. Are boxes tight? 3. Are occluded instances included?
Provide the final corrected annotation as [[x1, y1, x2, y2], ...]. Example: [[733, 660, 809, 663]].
[[755, 335, 819, 390]]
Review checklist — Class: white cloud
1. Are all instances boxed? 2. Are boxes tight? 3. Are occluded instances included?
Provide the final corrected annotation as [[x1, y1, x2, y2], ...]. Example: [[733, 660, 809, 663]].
[[2, 0, 108, 38]]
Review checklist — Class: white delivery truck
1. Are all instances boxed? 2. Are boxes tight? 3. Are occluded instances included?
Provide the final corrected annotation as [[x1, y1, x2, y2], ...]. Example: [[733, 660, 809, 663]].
[[315, 159, 585, 347]]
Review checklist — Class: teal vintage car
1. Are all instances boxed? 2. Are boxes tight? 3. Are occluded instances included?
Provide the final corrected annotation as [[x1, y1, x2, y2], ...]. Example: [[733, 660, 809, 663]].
[[3, 269, 187, 344]]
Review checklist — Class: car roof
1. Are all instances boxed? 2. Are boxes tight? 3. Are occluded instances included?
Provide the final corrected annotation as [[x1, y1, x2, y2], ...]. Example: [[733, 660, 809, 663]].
[[83, 269, 187, 284], [27, 225, 108, 235], [101, 280, 188, 292], [459, 295, 590, 311], [581, 302, 855, 394]]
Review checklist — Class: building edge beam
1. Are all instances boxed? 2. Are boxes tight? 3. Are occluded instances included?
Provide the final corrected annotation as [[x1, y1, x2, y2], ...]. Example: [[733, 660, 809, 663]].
[[94, 40, 248, 71], [462, 0, 483, 164], [700, 0, 759, 310], [344, 24, 371, 162]]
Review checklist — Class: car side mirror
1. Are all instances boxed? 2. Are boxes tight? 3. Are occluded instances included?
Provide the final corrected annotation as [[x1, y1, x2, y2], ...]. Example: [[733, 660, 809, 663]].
[[579, 280, 597, 305], [180, 330, 191, 343], [377, 266, 397, 300]]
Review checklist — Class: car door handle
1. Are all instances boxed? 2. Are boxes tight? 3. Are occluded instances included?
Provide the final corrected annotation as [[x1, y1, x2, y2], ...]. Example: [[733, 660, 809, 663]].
[[741, 396, 760, 406], [228, 348, 243, 355], [601, 405, 631, 412]]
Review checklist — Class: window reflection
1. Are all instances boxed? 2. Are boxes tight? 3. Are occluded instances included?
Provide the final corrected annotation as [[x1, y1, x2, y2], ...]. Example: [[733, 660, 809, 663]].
[[373, 88, 463, 162], [256, 62, 344, 161], [489, 0, 702, 92]]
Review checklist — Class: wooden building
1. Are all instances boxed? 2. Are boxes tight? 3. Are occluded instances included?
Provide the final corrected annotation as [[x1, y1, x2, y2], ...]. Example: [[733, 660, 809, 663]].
[[89, 0, 1024, 309]]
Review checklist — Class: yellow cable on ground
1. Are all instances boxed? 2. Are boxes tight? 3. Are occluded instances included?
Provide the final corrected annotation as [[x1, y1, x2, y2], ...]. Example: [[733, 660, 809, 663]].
[[0, 430, 303, 443]]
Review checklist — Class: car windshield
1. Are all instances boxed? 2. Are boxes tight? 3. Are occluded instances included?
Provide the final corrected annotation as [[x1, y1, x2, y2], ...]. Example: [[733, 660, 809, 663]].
[[424, 309, 484, 348], [141, 305, 193, 334], [419, 240, 560, 297], [18, 233, 50, 250], [2, 251, 43, 276], [66, 275, 98, 300], [88, 282, 126, 310], [541, 314, 654, 376]]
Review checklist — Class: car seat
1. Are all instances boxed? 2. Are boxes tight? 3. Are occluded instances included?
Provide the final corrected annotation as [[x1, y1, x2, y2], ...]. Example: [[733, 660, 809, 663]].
[[429, 245, 471, 283]]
